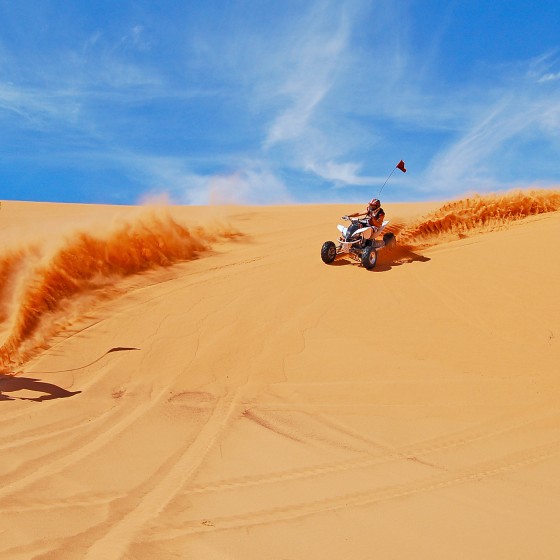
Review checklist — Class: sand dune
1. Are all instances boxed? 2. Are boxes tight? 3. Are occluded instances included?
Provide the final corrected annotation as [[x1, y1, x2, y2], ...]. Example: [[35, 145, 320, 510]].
[[1, 190, 559, 559]]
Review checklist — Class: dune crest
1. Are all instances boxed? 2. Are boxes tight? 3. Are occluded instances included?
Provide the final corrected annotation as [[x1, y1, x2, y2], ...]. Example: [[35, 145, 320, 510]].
[[398, 189, 560, 248], [0, 211, 241, 372]]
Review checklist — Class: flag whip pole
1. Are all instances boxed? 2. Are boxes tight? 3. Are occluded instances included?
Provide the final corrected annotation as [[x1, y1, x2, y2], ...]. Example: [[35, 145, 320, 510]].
[[378, 160, 406, 196], [378, 168, 397, 196]]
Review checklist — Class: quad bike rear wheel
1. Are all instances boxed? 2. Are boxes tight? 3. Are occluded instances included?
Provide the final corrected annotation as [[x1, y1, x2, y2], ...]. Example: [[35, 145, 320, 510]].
[[361, 245, 377, 270], [321, 241, 337, 264], [383, 232, 396, 248]]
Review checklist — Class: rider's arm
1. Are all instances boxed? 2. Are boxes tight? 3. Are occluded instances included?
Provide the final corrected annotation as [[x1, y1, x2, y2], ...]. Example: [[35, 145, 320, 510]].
[[347, 211, 367, 218]]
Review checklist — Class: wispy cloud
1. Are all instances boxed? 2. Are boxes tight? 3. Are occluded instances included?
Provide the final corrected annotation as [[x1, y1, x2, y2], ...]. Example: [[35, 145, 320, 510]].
[[538, 72, 560, 84], [304, 160, 377, 186], [526, 50, 560, 84], [203, 166, 293, 205], [423, 89, 560, 194], [113, 152, 293, 205], [263, 6, 350, 148], [0, 83, 82, 129]]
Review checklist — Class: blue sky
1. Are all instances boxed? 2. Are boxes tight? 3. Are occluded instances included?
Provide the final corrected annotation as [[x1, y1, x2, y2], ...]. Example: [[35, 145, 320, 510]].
[[1, 0, 559, 205]]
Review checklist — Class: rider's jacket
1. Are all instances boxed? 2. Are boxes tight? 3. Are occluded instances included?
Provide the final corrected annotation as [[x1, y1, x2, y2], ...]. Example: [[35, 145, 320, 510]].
[[368, 207, 385, 228]]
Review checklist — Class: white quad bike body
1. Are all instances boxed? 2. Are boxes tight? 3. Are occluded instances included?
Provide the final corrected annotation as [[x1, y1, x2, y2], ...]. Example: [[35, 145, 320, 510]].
[[321, 216, 396, 270]]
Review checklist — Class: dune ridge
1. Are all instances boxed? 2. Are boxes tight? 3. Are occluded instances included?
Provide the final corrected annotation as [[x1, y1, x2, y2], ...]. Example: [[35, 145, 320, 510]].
[[398, 189, 560, 247], [0, 211, 240, 372]]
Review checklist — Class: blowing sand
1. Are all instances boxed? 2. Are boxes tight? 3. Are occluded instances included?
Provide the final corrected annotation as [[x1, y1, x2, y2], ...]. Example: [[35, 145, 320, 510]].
[[1, 190, 559, 559]]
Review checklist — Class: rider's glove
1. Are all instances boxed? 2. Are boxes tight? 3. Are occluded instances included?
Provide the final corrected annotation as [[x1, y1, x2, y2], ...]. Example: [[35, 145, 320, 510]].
[[342, 215, 349, 220]]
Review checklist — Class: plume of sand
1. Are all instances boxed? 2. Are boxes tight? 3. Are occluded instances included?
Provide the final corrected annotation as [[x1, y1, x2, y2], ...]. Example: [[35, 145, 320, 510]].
[[0, 209, 242, 372], [396, 189, 560, 249]]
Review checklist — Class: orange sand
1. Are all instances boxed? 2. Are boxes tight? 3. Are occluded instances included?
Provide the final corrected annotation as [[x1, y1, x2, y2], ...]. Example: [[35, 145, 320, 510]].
[[1, 190, 559, 559]]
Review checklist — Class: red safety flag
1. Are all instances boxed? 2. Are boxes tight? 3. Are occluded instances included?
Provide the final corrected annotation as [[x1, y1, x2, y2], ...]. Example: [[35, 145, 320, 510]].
[[396, 160, 407, 173]]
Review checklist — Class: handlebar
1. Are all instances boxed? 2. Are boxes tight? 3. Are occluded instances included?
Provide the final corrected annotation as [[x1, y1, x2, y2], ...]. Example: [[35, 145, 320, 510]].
[[342, 215, 368, 225]]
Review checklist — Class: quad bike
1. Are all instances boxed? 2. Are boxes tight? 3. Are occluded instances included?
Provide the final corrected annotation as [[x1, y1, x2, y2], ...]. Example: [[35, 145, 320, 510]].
[[321, 216, 396, 270]]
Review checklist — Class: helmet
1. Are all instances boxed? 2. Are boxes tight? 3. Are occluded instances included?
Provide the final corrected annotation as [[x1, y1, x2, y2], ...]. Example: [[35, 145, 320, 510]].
[[368, 198, 380, 211]]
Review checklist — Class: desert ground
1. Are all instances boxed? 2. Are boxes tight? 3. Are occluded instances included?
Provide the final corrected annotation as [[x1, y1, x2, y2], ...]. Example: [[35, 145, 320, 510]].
[[1, 190, 559, 559]]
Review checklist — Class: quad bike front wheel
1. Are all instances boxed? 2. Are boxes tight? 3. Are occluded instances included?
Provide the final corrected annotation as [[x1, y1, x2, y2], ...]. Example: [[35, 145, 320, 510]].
[[361, 245, 378, 270], [321, 241, 337, 264]]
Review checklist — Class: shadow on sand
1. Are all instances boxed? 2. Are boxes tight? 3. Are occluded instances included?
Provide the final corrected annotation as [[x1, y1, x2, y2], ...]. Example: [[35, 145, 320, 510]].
[[374, 246, 431, 272], [0, 347, 141, 402], [0, 375, 81, 402], [332, 246, 430, 271]]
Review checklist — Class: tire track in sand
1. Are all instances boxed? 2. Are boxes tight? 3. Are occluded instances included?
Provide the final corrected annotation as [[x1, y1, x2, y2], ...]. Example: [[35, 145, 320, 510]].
[[0, 294, 209, 497], [82, 390, 243, 560], [182, 402, 559, 496], [146, 435, 560, 542], [0, 392, 237, 560], [0, 391, 164, 500]]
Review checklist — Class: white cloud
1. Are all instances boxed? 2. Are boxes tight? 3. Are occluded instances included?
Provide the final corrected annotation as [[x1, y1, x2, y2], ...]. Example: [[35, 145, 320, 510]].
[[0, 82, 81, 127], [305, 160, 377, 186], [204, 167, 293, 205], [175, 165, 293, 206], [423, 91, 560, 194], [262, 4, 351, 148], [538, 72, 560, 83], [526, 50, 560, 84], [118, 152, 293, 205], [265, 87, 329, 147]]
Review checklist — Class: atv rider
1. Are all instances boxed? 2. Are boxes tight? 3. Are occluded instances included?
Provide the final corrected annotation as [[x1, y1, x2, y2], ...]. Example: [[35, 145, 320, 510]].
[[344, 198, 385, 230]]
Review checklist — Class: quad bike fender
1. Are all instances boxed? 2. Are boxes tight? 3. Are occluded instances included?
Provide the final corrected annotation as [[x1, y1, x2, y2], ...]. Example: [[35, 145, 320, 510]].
[[349, 220, 390, 239], [359, 227, 373, 239], [372, 220, 390, 238], [336, 220, 390, 243], [356, 221, 388, 240], [338, 224, 374, 238], [378, 219, 389, 232]]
